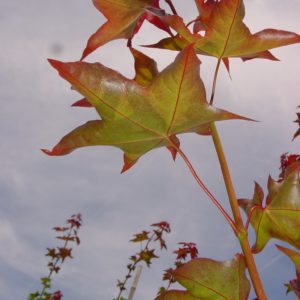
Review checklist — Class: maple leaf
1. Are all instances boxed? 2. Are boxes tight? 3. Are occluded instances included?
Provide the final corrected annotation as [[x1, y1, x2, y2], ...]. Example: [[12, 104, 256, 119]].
[[151, 221, 171, 233], [46, 248, 58, 259], [58, 247, 73, 262], [130, 230, 150, 242], [293, 110, 300, 140], [43, 46, 249, 172], [155, 254, 250, 300], [138, 249, 158, 267], [239, 159, 300, 253], [174, 242, 199, 261], [81, 0, 172, 60], [148, 0, 300, 66], [156, 290, 200, 300]]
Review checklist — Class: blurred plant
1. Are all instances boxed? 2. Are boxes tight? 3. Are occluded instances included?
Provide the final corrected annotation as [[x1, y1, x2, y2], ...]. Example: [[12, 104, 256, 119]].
[[114, 221, 171, 300], [28, 214, 82, 300], [159, 242, 199, 294]]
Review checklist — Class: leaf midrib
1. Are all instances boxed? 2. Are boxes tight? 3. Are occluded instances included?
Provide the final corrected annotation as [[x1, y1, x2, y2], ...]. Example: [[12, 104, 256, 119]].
[[218, 0, 240, 59], [55, 60, 191, 143]]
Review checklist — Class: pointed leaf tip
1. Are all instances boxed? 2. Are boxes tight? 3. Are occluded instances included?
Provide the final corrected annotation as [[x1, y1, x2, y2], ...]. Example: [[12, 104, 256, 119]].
[[48, 58, 62, 69], [121, 155, 137, 174], [71, 98, 93, 107], [41, 149, 55, 156]]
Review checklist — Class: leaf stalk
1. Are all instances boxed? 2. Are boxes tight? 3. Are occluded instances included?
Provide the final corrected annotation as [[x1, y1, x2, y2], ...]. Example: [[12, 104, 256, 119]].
[[169, 139, 238, 234]]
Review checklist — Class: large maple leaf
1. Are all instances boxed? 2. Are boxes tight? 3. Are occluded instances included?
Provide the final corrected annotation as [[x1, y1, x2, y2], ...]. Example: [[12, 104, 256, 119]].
[[147, 0, 300, 64], [81, 0, 171, 60], [155, 254, 250, 300], [239, 160, 300, 253], [43, 46, 247, 172]]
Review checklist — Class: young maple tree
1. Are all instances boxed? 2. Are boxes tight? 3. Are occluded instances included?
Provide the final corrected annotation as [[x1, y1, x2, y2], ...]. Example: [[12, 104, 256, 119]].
[[43, 0, 300, 299]]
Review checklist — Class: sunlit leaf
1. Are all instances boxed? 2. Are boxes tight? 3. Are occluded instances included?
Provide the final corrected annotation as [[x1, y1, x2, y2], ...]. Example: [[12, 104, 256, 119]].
[[156, 290, 200, 300], [239, 160, 300, 253], [156, 254, 250, 300], [43, 46, 248, 172], [148, 0, 300, 64], [81, 0, 171, 59]]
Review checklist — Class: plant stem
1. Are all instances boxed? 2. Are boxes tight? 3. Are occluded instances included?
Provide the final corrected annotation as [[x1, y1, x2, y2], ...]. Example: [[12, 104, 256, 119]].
[[210, 122, 267, 299], [209, 59, 266, 299], [210, 58, 221, 105], [169, 140, 238, 234], [165, 0, 178, 15]]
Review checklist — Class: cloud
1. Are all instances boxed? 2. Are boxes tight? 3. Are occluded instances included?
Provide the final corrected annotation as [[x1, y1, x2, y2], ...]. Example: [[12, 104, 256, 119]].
[[0, 0, 299, 299]]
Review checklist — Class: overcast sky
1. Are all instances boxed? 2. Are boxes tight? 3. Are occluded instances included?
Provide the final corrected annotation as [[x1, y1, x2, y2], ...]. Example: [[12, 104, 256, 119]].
[[1, 0, 300, 299]]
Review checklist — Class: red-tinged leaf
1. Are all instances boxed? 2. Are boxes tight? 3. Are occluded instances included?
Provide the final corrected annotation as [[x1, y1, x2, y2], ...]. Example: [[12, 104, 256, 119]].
[[150, 0, 300, 63], [239, 159, 300, 253], [81, 0, 171, 60], [293, 111, 300, 140], [58, 247, 73, 262], [71, 98, 92, 107], [56, 236, 76, 242], [155, 290, 201, 300], [53, 227, 69, 232], [130, 47, 158, 86], [139, 249, 159, 266], [46, 248, 58, 259], [175, 242, 199, 261], [165, 254, 250, 300], [52, 291, 63, 300], [151, 221, 171, 233], [279, 153, 300, 180], [44, 46, 249, 171]]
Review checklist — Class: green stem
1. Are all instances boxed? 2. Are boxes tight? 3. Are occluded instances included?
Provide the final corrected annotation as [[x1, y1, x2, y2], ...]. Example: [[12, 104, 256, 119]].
[[210, 122, 267, 300], [208, 58, 266, 299]]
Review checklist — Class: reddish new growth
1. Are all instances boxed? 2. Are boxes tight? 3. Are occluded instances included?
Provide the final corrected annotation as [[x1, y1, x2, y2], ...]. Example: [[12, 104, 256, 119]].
[[160, 242, 199, 293], [28, 214, 82, 300], [115, 221, 170, 300], [279, 153, 300, 180], [293, 108, 300, 140]]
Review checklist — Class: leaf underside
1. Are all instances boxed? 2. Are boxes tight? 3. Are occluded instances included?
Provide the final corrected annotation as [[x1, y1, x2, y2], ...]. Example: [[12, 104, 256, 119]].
[[43, 46, 248, 172], [147, 0, 300, 66], [239, 161, 300, 253], [81, 0, 171, 60], [155, 254, 250, 300]]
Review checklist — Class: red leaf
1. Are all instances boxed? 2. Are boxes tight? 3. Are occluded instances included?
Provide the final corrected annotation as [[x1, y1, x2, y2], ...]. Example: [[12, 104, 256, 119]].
[[81, 0, 171, 60], [71, 98, 92, 107]]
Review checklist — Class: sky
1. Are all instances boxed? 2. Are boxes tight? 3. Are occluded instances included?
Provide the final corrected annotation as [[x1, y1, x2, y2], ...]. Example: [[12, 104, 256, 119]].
[[0, 0, 300, 299]]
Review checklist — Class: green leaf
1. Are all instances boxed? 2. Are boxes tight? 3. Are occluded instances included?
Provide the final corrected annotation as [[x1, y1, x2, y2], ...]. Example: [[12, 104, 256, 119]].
[[43, 46, 248, 172], [239, 160, 300, 253], [149, 0, 300, 63], [157, 254, 250, 300], [155, 290, 201, 300], [130, 47, 158, 86]]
